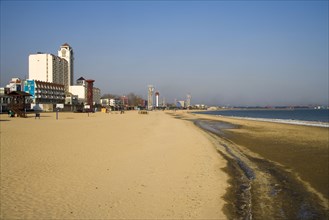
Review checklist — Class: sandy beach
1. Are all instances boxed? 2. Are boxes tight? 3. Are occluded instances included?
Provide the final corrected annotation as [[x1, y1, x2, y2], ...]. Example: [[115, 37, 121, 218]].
[[0, 111, 228, 219], [1, 110, 328, 219]]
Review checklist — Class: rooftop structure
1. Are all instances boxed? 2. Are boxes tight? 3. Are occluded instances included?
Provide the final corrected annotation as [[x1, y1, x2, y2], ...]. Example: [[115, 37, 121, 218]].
[[58, 43, 74, 86]]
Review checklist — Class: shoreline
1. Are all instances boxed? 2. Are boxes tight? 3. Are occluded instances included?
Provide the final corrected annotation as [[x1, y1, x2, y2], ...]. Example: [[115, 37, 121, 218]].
[[172, 110, 328, 219], [192, 111, 329, 128]]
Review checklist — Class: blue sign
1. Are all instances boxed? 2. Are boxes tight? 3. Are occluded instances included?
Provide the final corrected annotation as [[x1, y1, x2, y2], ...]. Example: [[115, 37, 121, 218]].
[[24, 80, 35, 98]]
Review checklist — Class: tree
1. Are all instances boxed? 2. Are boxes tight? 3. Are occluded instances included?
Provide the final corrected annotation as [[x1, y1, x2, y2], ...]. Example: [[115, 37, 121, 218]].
[[101, 93, 120, 99], [127, 92, 144, 106]]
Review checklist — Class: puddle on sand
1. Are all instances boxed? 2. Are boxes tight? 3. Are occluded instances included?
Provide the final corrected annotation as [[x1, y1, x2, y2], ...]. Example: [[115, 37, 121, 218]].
[[194, 120, 237, 137]]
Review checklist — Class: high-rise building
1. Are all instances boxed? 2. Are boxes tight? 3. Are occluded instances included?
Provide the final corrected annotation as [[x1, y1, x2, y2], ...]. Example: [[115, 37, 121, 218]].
[[58, 43, 74, 86], [29, 43, 74, 92], [29, 53, 69, 91]]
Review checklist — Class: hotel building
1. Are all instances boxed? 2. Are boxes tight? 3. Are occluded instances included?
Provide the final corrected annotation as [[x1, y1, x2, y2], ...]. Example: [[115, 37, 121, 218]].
[[24, 80, 65, 104], [29, 43, 74, 92]]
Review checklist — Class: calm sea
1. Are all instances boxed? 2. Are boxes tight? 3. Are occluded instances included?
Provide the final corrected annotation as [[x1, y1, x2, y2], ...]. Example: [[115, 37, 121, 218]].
[[195, 109, 329, 126]]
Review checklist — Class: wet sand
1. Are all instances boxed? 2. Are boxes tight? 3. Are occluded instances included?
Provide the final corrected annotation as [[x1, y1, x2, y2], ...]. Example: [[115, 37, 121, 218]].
[[174, 111, 328, 219], [0, 111, 228, 219]]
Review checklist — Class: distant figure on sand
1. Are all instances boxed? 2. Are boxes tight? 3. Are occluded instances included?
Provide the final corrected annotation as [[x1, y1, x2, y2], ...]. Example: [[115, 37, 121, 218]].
[[8, 110, 15, 117], [35, 112, 40, 119]]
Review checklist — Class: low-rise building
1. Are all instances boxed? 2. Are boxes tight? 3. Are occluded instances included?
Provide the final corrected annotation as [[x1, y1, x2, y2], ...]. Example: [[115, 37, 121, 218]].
[[6, 78, 23, 92], [65, 93, 79, 105], [100, 98, 121, 108], [24, 79, 65, 104], [69, 77, 100, 105]]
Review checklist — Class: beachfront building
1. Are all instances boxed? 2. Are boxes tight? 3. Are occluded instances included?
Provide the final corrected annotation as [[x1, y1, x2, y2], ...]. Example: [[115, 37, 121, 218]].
[[24, 80, 65, 104], [29, 53, 69, 91], [65, 93, 79, 105], [28, 43, 74, 92], [110, 99, 119, 107], [69, 84, 85, 104], [1, 78, 27, 112], [100, 98, 122, 110], [69, 77, 101, 105], [0, 88, 10, 113], [58, 43, 74, 87], [5, 78, 23, 92], [100, 98, 110, 107]]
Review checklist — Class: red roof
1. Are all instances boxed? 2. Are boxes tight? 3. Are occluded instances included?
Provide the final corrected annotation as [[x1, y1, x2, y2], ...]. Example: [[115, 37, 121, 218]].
[[62, 43, 70, 47]]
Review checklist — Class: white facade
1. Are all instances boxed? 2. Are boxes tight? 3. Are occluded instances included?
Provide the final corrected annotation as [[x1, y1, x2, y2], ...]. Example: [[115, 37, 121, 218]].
[[58, 43, 74, 86], [100, 98, 110, 106], [6, 78, 23, 92], [69, 84, 101, 105], [110, 99, 120, 107], [29, 53, 69, 91], [69, 85, 86, 104]]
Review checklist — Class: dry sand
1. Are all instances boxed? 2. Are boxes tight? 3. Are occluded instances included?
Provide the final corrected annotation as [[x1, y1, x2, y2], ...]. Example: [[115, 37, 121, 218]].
[[0, 111, 228, 219]]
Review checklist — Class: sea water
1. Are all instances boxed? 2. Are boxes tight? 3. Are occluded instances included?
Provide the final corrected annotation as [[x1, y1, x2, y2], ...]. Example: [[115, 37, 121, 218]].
[[195, 109, 329, 127]]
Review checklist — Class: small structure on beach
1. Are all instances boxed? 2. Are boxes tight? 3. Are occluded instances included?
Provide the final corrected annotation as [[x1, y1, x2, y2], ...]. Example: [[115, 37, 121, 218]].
[[7, 91, 32, 118]]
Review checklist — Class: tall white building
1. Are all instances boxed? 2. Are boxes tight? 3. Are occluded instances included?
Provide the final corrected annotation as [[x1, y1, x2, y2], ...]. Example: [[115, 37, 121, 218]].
[[58, 43, 74, 86], [29, 53, 69, 89], [29, 43, 73, 92]]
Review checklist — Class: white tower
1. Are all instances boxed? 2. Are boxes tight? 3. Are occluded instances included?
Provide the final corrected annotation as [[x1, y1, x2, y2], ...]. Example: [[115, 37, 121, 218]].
[[155, 91, 160, 107], [147, 85, 154, 110], [58, 43, 74, 86]]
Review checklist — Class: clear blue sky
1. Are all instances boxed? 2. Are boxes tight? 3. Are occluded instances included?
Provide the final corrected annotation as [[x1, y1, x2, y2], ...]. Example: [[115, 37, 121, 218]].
[[1, 0, 328, 106]]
